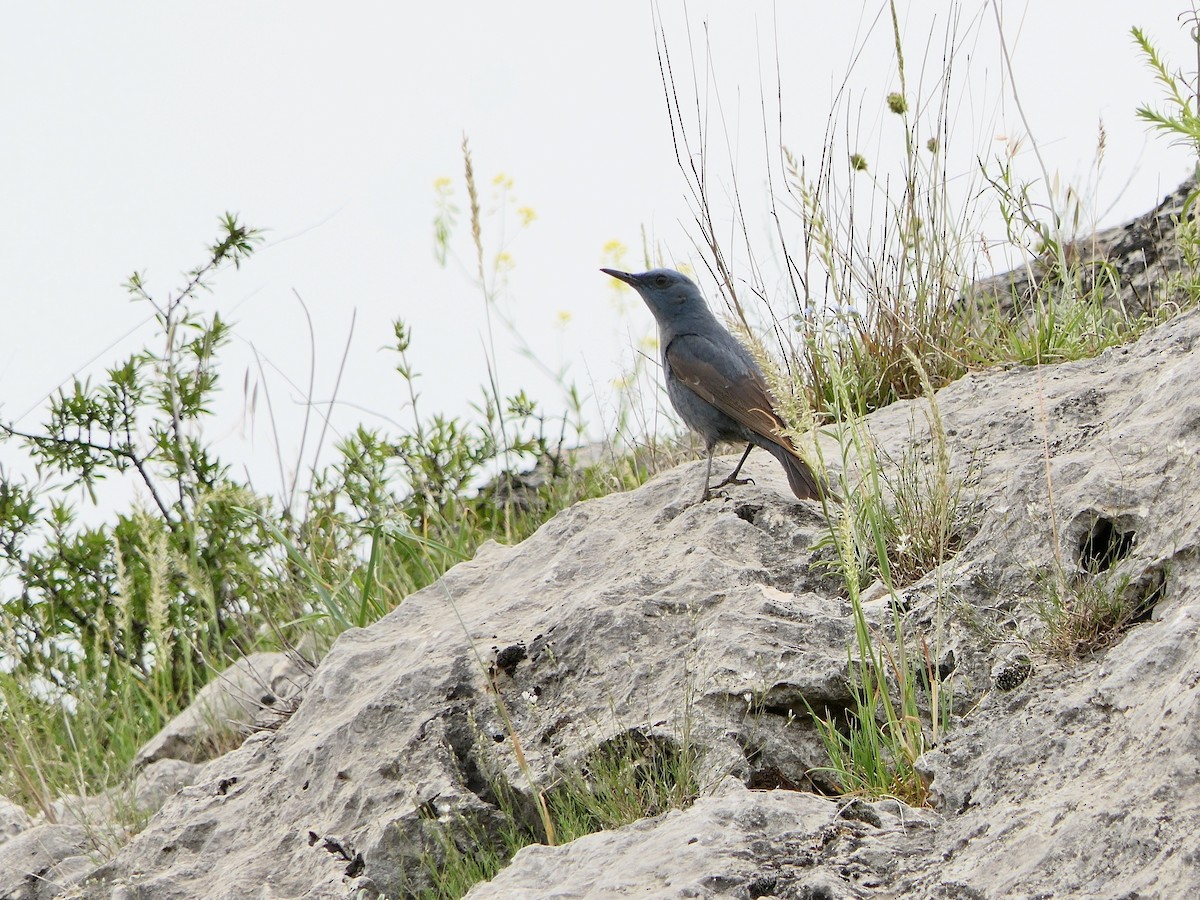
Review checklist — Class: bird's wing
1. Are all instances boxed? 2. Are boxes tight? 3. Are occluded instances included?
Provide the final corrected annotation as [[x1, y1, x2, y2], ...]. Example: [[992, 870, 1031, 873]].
[[665, 333, 800, 454]]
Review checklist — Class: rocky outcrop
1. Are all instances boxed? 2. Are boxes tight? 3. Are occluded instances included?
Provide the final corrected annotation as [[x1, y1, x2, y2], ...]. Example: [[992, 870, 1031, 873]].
[[65, 295, 1200, 897], [0, 654, 304, 899], [470, 781, 939, 898], [0, 825, 90, 900], [968, 177, 1197, 317], [3, 187, 1199, 898], [134, 651, 308, 768]]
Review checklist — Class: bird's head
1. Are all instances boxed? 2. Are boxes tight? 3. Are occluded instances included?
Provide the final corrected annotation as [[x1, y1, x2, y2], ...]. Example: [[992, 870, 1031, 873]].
[[600, 267, 710, 325]]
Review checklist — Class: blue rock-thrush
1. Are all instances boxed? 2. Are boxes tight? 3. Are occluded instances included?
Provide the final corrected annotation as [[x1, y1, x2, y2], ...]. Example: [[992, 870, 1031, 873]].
[[601, 267, 824, 502]]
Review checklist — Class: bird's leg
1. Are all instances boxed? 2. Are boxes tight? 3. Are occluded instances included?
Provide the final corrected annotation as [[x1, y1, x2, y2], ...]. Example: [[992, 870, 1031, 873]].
[[711, 443, 755, 491], [699, 447, 717, 501]]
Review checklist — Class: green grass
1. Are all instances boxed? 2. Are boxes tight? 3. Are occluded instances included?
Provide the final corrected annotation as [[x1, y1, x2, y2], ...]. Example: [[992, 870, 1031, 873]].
[[1034, 566, 1160, 660], [798, 351, 959, 806], [545, 731, 700, 842]]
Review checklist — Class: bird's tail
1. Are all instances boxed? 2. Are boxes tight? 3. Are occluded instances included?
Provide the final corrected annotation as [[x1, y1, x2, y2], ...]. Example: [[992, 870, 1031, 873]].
[[763, 440, 832, 502]]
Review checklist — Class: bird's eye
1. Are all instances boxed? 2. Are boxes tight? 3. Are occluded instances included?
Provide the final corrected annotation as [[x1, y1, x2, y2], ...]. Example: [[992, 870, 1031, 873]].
[[654, 274, 670, 288]]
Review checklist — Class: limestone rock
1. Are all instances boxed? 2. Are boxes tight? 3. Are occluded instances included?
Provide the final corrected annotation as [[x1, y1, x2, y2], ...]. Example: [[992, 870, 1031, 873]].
[[40, 853, 96, 898], [0, 798, 32, 847], [130, 759, 202, 814], [82, 462, 863, 898], [467, 778, 938, 898], [0, 824, 89, 900], [76, 192, 1200, 897], [133, 651, 307, 767]]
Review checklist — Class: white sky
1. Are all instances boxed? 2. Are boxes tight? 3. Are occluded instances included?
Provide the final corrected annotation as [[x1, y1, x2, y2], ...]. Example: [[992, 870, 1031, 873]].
[[0, 2, 1195, 506]]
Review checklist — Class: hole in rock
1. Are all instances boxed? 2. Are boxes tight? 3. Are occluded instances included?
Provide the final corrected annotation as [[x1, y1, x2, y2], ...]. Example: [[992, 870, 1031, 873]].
[[917, 649, 956, 694], [1126, 566, 1167, 626], [734, 503, 763, 524], [747, 875, 779, 898], [738, 699, 852, 797], [443, 710, 495, 802], [747, 765, 807, 792], [936, 650, 957, 682], [1079, 516, 1135, 572]]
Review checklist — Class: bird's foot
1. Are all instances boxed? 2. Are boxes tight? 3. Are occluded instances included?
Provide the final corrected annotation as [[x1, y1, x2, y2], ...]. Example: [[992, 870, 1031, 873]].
[[711, 474, 754, 491]]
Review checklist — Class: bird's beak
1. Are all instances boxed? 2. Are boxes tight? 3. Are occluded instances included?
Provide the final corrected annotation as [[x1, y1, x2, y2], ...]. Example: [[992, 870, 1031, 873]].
[[600, 267, 638, 287]]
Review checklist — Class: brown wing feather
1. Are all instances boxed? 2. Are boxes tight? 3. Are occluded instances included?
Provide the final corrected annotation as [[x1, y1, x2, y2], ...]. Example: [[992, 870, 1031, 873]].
[[665, 338, 799, 454]]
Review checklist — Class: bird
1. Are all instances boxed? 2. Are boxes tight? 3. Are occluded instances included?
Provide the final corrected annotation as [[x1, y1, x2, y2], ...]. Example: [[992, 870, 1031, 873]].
[[601, 267, 825, 503]]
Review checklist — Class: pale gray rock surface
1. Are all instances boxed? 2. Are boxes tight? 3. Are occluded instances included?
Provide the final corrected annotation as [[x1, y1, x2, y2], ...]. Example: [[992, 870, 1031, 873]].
[[467, 779, 939, 899], [1, 757, 208, 895], [0, 824, 89, 900], [134, 651, 306, 768], [73, 303, 1200, 898], [0, 798, 33, 846], [79, 455, 859, 900]]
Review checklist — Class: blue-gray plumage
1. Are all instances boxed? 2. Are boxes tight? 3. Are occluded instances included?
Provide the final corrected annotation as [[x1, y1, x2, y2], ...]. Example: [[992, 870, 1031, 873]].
[[601, 267, 824, 502]]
